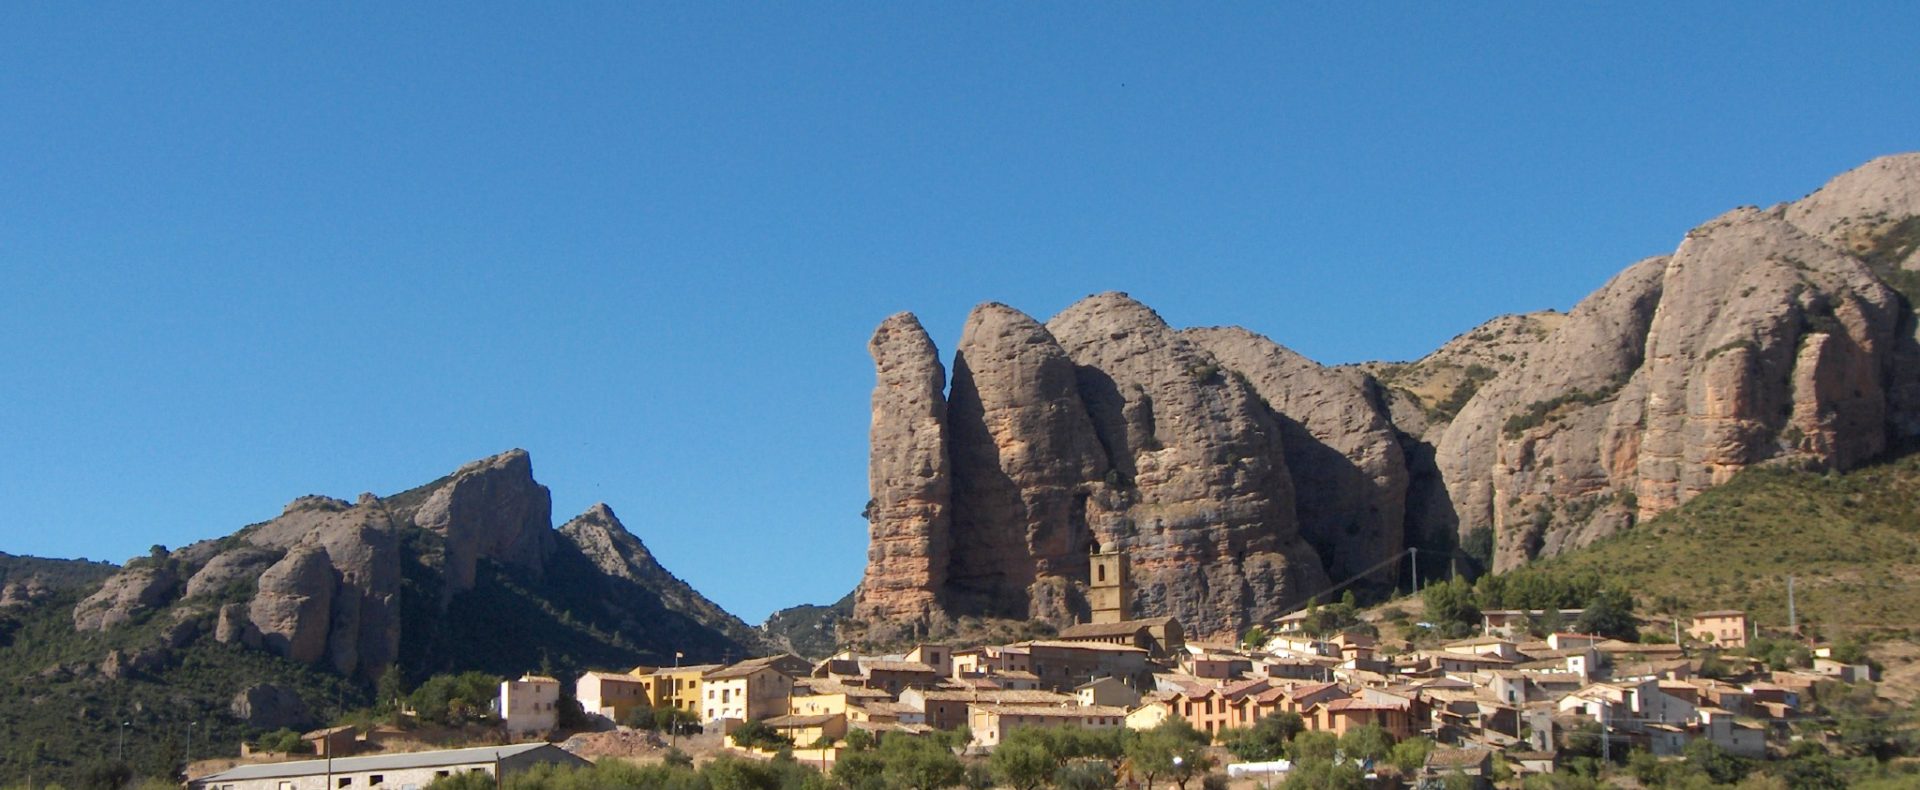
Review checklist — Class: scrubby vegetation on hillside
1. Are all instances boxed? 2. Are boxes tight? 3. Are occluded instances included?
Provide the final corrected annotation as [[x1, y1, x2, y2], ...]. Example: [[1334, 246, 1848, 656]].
[[1527, 450, 1920, 639]]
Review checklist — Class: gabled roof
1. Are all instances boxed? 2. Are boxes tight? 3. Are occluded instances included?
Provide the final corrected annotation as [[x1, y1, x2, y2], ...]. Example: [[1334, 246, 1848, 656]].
[[860, 660, 936, 674], [1057, 621, 1150, 639], [763, 713, 843, 728], [970, 703, 1129, 717]]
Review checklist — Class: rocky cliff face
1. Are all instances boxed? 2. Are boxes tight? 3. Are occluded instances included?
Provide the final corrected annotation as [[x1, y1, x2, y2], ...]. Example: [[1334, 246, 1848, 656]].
[[1432, 154, 1919, 568], [857, 296, 1336, 639], [68, 449, 759, 680], [1186, 327, 1407, 588], [855, 153, 1920, 630]]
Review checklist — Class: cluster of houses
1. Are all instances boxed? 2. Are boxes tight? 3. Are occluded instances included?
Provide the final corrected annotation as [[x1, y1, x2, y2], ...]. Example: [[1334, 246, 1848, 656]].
[[194, 554, 1878, 789], [489, 555, 1872, 779]]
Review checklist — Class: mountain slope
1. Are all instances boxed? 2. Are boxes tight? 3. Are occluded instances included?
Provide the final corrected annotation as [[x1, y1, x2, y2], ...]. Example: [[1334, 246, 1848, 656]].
[[2, 451, 763, 785], [1528, 448, 1920, 635]]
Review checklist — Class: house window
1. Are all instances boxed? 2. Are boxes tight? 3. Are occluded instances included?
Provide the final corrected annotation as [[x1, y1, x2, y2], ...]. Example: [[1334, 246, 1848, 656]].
[[370, 777, 384, 786], [338, 779, 352, 788]]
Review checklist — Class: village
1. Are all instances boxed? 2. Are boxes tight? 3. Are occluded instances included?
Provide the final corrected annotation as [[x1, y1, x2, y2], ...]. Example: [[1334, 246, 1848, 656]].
[[188, 552, 1889, 789]]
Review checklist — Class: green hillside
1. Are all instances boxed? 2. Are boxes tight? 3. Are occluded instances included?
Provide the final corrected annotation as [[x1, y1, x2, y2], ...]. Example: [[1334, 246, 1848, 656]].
[[1529, 450, 1920, 638]]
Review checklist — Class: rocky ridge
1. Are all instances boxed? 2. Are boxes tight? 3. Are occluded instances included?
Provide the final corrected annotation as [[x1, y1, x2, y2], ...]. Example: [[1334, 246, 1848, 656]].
[[854, 153, 1920, 633], [68, 449, 762, 681]]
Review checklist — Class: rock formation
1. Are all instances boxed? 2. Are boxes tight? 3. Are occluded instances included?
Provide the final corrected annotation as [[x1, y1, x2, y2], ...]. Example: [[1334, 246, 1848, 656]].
[[72, 565, 179, 632], [855, 153, 1920, 629], [249, 546, 337, 665], [856, 295, 1335, 639], [1432, 154, 1918, 568], [945, 303, 1111, 619], [554, 503, 763, 654], [1186, 327, 1408, 587], [854, 313, 954, 627], [409, 450, 555, 594], [68, 448, 759, 680]]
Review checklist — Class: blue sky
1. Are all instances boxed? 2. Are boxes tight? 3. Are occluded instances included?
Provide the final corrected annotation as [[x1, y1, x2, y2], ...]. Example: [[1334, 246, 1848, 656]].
[[3, 4, 1916, 621]]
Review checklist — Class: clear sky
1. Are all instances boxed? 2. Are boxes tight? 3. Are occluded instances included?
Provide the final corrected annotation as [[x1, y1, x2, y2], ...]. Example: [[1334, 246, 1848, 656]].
[[3, 4, 1917, 622]]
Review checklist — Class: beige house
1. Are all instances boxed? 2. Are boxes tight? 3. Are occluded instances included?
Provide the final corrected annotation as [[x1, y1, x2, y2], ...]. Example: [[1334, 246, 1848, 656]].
[[498, 675, 560, 739], [789, 680, 894, 717], [577, 670, 651, 722], [900, 688, 1073, 731], [702, 656, 799, 728], [967, 703, 1128, 749], [1074, 676, 1142, 708], [189, 743, 587, 790], [1691, 611, 1749, 649]]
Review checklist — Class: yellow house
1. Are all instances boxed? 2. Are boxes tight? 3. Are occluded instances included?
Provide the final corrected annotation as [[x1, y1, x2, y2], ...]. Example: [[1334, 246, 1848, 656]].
[[634, 664, 721, 715], [789, 680, 894, 717]]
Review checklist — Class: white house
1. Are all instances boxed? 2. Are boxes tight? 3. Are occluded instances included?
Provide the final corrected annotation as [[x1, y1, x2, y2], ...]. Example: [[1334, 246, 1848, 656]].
[[499, 675, 561, 738]]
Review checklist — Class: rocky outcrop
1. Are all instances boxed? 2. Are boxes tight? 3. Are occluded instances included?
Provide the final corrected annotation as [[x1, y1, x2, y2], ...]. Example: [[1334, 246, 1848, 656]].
[[1632, 208, 1898, 515], [216, 602, 261, 648], [945, 303, 1111, 618], [1359, 311, 1566, 438], [856, 295, 1336, 639], [230, 683, 313, 730], [854, 313, 954, 627], [1, 578, 51, 609], [1045, 294, 1329, 637], [67, 448, 757, 679], [1431, 155, 1919, 568], [1436, 256, 1668, 564], [249, 547, 337, 665], [1186, 327, 1408, 587], [851, 155, 1920, 630], [72, 565, 179, 632], [410, 449, 555, 594], [183, 547, 280, 600]]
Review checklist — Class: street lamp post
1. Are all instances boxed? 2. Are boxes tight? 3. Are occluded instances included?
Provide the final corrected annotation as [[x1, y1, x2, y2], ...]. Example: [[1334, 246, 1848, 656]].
[[118, 721, 132, 764], [186, 721, 199, 776]]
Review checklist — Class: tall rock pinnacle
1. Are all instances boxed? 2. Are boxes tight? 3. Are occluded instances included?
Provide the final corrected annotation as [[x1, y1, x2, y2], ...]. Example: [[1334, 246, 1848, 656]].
[[853, 313, 953, 627]]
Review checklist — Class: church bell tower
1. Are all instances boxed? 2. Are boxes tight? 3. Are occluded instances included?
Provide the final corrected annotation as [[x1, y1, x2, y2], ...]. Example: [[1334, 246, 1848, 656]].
[[1088, 547, 1131, 624]]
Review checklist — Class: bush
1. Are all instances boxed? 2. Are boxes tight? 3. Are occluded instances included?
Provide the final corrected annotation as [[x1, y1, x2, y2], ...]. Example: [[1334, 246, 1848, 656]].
[[727, 719, 792, 751], [1219, 713, 1303, 762], [253, 729, 310, 754]]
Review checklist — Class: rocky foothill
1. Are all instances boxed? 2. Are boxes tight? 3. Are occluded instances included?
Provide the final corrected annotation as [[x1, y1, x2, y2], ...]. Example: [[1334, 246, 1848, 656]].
[[854, 153, 1920, 638]]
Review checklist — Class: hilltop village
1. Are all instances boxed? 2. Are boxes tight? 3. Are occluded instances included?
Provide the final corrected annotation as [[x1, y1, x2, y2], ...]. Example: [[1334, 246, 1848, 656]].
[[189, 552, 1886, 789]]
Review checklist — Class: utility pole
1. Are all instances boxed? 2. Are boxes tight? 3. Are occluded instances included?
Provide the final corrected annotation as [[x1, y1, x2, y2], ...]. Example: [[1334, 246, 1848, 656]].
[[1410, 547, 1420, 595], [1787, 575, 1798, 636]]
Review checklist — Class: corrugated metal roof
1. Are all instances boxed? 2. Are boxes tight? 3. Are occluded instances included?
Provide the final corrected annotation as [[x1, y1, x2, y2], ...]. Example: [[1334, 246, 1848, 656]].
[[193, 743, 561, 783]]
